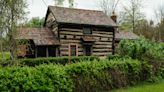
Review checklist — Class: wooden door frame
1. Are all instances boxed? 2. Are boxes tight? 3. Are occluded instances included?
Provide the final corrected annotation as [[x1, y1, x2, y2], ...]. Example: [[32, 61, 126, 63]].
[[68, 44, 78, 57], [83, 45, 93, 56]]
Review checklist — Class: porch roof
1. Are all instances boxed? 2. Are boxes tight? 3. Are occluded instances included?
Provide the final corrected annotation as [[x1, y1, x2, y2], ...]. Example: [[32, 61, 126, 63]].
[[16, 28, 60, 46]]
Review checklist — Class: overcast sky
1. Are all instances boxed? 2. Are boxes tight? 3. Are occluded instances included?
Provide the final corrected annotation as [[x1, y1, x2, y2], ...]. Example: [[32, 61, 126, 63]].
[[27, 0, 163, 21]]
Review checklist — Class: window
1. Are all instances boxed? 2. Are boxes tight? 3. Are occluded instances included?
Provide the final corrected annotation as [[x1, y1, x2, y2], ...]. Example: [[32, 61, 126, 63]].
[[83, 28, 92, 35], [70, 45, 77, 56], [84, 45, 92, 56]]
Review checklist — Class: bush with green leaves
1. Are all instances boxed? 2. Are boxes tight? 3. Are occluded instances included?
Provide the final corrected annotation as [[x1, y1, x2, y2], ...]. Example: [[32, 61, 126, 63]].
[[0, 58, 163, 92], [0, 56, 99, 67], [0, 64, 73, 92], [118, 38, 164, 60], [107, 54, 131, 60], [65, 59, 163, 92], [20, 56, 99, 66]]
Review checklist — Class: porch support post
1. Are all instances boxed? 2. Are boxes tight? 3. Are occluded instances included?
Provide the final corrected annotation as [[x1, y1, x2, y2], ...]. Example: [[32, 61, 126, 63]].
[[56, 47, 58, 57], [46, 46, 49, 57], [35, 47, 37, 58], [68, 44, 71, 63], [76, 44, 78, 57]]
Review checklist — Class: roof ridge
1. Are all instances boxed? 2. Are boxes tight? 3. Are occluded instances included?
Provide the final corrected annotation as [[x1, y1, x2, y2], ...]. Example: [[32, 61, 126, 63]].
[[48, 5, 103, 12], [47, 5, 117, 27]]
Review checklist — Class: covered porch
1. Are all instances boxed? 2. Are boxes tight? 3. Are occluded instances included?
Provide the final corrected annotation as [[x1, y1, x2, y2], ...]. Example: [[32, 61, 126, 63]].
[[16, 28, 60, 58]]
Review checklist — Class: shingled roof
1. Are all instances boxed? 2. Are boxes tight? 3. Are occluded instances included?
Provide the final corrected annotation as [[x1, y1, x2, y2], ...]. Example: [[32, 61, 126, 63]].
[[115, 31, 139, 40], [16, 28, 60, 46], [45, 6, 117, 27]]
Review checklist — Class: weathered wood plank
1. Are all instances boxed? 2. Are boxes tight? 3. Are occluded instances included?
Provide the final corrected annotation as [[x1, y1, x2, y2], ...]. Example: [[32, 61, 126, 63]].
[[94, 31, 113, 35], [60, 31, 83, 36], [93, 52, 112, 56], [99, 40, 113, 42], [60, 28, 83, 32], [93, 45, 112, 48], [93, 33, 113, 38], [95, 42, 113, 45], [60, 44, 83, 48], [52, 27, 58, 32], [93, 49, 112, 52], [60, 35, 81, 40], [46, 15, 55, 23], [60, 39, 81, 43], [60, 51, 83, 56], [101, 37, 109, 41], [60, 48, 83, 52], [60, 31, 113, 38]]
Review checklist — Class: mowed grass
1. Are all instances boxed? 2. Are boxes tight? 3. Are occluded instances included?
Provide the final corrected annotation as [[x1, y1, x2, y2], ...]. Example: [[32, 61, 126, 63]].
[[111, 80, 164, 92]]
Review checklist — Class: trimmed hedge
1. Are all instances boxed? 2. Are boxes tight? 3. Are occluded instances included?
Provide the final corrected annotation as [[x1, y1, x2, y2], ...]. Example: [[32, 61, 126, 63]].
[[20, 56, 99, 66], [65, 59, 164, 92], [0, 56, 99, 67], [0, 59, 163, 92]]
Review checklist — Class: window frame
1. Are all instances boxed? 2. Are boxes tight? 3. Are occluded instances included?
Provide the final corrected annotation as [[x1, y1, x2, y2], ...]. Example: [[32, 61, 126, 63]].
[[83, 27, 92, 35]]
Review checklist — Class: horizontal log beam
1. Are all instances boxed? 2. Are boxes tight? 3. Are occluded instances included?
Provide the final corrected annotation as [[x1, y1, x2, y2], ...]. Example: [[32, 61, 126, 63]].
[[93, 45, 112, 48], [94, 31, 113, 35], [60, 28, 83, 32]]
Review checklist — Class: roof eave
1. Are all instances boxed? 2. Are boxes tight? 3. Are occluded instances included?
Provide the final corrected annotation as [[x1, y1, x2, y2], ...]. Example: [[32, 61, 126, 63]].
[[58, 22, 118, 28]]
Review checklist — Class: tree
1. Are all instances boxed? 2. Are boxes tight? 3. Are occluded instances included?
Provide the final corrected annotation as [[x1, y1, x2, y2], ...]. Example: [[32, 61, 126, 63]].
[[135, 19, 156, 40], [24, 17, 45, 28], [54, 0, 75, 8], [120, 0, 144, 32], [155, 6, 164, 42], [54, 0, 65, 6], [99, 0, 120, 16], [68, 0, 74, 8], [0, 0, 27, 60]]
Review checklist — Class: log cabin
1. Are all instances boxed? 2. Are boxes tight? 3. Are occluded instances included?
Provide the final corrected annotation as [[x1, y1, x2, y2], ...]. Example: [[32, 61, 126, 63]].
[[17, 6, 118, 58]]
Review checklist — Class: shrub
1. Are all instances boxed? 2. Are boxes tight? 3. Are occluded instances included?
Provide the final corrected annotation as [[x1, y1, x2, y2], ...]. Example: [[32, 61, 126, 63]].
[[0, 64, 73, 92], [0, 59, 163, 92], [0, 52, 10, 61], [20, 56, 99, 66], [107, 54, 130, 60], [118, 38, 164, 60], [64, 59, 163, 92]]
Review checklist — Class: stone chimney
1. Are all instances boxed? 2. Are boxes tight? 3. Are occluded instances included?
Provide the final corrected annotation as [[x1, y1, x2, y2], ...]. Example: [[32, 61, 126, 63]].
[[111, 11, 117, 23]]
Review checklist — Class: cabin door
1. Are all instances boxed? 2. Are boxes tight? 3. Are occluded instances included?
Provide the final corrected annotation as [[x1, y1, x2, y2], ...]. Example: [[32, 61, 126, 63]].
[[48, 46, 56, 57], [37, 46, 46, 57], [84, 45, 92, 56]]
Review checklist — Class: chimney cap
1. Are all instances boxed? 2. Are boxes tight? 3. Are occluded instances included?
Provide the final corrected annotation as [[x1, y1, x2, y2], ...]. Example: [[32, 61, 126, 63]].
[[111, 11, 117, 16]]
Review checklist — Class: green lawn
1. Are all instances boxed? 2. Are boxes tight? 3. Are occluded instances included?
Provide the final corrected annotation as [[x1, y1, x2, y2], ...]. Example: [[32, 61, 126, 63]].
[[111, 80, 164, 92]]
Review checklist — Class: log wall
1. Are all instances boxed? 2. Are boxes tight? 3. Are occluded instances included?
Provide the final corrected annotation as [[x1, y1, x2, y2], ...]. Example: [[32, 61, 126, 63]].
[[58, 27, 114, 57], [45, 11, 114, 57], [92, 28, 113, 56], [59, 28, 83, 56]]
